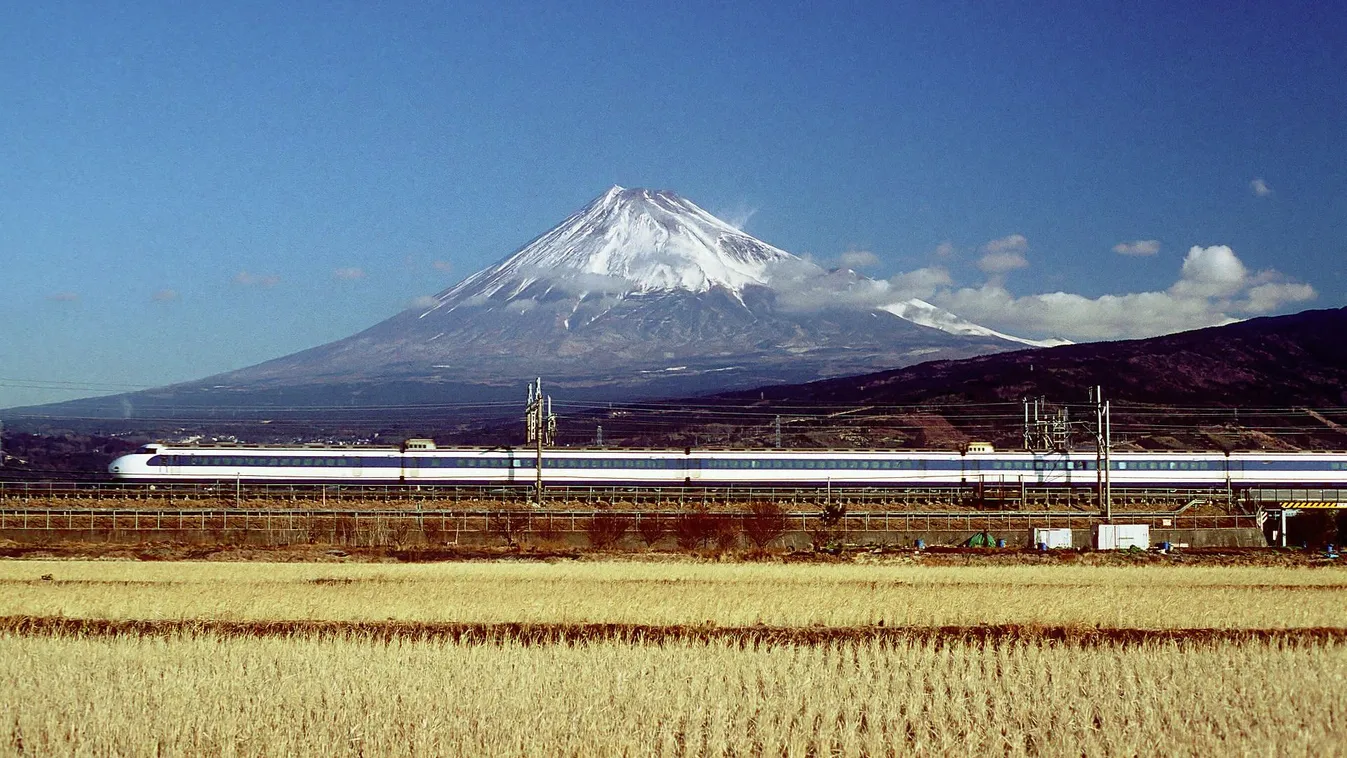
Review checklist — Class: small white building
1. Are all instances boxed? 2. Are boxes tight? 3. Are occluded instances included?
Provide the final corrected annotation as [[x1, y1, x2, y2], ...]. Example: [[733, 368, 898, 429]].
[[1097, 524, 1150, 550], [1032, 528, 1073, 549]]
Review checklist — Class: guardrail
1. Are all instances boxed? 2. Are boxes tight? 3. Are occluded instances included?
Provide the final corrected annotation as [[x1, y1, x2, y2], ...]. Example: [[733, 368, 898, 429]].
[[0, 507, 1260, 535], [0, 480, 1237, 511], [1247, 488, 1347, 504]]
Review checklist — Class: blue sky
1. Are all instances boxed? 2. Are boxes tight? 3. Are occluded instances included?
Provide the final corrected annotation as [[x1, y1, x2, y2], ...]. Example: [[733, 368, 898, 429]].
[[2, 1, 1343, 408]]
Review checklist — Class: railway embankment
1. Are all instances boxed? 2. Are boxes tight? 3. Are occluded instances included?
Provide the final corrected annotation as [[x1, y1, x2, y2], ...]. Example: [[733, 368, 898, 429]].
[[0, 509, 1264, 551]]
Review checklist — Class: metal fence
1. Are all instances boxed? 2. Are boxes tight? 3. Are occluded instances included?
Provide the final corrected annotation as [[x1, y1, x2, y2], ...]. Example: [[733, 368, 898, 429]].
[[0, 480, 1238, 512], [0, 507, 1260, 536]]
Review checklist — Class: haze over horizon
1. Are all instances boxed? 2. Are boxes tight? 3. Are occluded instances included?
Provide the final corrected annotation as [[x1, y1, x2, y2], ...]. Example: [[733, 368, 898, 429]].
[[3, 2, 1343, 409]]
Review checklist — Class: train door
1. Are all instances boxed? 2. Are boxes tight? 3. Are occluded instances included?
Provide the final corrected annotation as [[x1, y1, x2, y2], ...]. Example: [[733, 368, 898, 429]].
[[683, 448, 700, 484], [352, 456, 363, 479]]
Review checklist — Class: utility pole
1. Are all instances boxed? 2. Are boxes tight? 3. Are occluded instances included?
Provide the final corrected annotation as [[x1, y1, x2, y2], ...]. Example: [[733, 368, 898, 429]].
[[1104, 397, 1112, 522], [1091, 386, 1112, 521], [595, 424, 603, 447], [525, 378, 556, 507]]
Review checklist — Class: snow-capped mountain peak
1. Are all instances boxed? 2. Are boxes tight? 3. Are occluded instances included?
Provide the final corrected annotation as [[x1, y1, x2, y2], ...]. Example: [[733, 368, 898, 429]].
[[414, 185, 1058, 349], [423, 186, 799, 316]]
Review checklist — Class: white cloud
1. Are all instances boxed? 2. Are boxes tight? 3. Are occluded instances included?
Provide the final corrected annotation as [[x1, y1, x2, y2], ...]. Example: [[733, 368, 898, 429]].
[[46, 292, 78, 302], [233, 271, 280, 288], [924, 244, 1315, 341], [152, 289, 179, 302], [718, 203, 758, 231], [333, 267, 366, 281], [1113, 240, 1160, 257], [1241, 281, 1317, 314], [410, 295, 439, 309], [933, 241, 956, 259], [888, 267, 953, 300], [1250, 178, 1273, 197], [977, 234, 1029, 279], [978, 251, 1029, 276], [937, 286, 1232, 340], [982, 234, 1028, 255], [1170, 245, 1247, 298], [837, 250, 880, 269], [432, 260, 454, 273]]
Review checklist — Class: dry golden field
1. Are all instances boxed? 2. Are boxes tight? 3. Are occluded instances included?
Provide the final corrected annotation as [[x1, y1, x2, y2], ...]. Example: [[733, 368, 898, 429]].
[[0, 560, 1345, 629], [1, 559, 1345, 756], [3, 633, 1345, 756]]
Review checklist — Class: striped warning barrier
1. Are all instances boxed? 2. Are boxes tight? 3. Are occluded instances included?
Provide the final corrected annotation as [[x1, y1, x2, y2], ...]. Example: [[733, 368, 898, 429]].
[[1279, 501, 1347, 509]]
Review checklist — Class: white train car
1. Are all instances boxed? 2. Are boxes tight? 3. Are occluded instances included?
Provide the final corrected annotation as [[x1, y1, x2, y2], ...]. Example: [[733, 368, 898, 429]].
[[107, 441, 1347, 490]]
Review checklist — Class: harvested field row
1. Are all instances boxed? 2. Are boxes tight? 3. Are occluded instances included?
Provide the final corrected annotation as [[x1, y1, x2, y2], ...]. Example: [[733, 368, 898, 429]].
[[3, 633, 1344, 757], [3, 560, 1346, 630], [4, 615, 1347, 646]]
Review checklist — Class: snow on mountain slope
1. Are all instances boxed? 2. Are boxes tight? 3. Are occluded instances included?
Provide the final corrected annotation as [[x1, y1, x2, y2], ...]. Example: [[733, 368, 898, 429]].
[[418, 185, 1052, 348], [881, 299, 1071, 348], [422, 186, 798, 317]]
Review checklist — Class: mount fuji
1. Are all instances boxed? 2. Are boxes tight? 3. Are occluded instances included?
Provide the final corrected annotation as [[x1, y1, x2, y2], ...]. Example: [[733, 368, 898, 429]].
[[21, 187, 1061, 421]]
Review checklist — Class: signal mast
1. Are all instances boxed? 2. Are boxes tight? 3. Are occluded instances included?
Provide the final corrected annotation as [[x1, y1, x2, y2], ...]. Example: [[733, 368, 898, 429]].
[[525, 378, 556, 506]]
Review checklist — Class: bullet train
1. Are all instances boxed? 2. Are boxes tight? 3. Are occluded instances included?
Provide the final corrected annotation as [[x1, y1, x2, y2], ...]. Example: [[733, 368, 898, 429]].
[[108, 439, 1347, 490]]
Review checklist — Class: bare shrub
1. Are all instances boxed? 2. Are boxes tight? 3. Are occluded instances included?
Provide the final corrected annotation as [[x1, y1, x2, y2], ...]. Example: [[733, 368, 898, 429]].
[[486, 509, 531, 548], [421, 515, 450, 545], [387, 518, 414, 548], [810, 499, 847, 551], [636, 515, 671, 548], [674, 510, 719, 551], [712, 516, 741, 553], [333, 514, 360, 546], [532, 514, 562, 545], [587, 511, 632, 551], [743, 501, 788, 549]]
